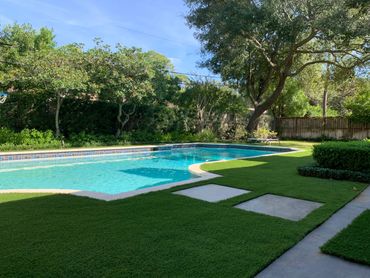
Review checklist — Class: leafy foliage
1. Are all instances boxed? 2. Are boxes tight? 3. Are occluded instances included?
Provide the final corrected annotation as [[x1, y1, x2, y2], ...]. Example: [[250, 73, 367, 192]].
[[0, 128, 61, 151], [86, 41, 155, 137], [272, 80, 310, 118], [0, 22, 368, 144], [346, 86, 370, 123], [12, 45, 88, 137], [252, 128, 278, 139], [179, 81, 247, 136], [186, 0, 370, 131], [313, 141, 370, 172], [298, 165, 370, 183]]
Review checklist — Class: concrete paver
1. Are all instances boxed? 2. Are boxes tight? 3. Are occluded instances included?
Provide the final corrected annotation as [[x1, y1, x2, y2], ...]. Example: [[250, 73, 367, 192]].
[[173, 184, 250, 202], [257, 187, 370, 278]]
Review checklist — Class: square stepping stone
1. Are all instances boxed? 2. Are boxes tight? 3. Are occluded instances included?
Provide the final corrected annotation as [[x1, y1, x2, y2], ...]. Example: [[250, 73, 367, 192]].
[[174, 184, 250, 203], [234, 194, 323, 221]]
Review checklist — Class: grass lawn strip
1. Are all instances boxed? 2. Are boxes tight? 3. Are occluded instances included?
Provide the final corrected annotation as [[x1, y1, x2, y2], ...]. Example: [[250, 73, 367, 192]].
[[0, 144, 366, 277], [321, 210, 370, 266]]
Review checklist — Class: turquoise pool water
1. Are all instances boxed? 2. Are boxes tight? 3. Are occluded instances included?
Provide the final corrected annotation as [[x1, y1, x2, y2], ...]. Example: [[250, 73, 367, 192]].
[[0, 147, 276, 194]]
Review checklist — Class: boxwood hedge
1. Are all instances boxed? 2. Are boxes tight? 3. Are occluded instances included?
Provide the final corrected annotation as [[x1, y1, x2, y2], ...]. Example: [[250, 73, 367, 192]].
[[298, 165, 370, 183], [313, 141, 370, 173]]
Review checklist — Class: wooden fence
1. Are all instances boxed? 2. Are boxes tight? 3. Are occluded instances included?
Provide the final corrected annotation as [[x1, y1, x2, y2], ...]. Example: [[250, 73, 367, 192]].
[[276, 117, 370, 140]]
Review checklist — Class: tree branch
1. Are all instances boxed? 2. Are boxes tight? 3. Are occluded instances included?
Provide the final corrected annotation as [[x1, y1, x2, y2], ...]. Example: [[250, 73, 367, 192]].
[[296, 49, 366, 62], [289, 56, 370, 76], [294, 28, 317, 49], [296, 49, 365, 54], [245, 36, 277, 68]]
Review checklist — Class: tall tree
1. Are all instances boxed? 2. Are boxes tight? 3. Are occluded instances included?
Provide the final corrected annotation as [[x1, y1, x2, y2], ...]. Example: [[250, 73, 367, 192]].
[[144, 51, 183, 104], [87, 42, 153, 137], [271, 79, 310, 119], [16, 45, 88, 137], [186, 0, 370, 131], [346, 79, 370, 123], [0, 23, 55, 89], [179, 81, 246, 134]]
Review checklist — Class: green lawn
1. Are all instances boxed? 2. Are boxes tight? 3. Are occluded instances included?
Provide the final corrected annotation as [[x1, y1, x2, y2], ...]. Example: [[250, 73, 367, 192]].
[[321, 210, 370, 266], [0, 145, 366, 277]]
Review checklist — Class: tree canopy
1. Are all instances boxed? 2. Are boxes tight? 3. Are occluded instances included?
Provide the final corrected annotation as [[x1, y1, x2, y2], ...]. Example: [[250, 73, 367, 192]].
[[0, 21, 368, 142], [186, 0, 370, 131]]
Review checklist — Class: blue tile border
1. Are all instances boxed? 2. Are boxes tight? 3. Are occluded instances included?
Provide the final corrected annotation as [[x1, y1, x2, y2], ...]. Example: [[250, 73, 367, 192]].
[[0, 147, 154, 162], [0, 143, 295, 162]]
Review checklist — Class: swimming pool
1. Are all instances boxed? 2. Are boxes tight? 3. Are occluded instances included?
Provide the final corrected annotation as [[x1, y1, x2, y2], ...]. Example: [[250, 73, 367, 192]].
[[0, 144, 291, 199]]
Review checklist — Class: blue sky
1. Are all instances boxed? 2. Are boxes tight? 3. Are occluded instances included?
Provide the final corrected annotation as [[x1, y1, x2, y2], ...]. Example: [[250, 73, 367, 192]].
[[0, 0, 215, 77]]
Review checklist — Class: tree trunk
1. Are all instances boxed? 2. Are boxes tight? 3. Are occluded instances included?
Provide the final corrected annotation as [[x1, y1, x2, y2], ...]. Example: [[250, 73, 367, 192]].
[[246, 74, 289, 133], [116, 103, 124, 138], [246, 109, 262, 133], [322, 64, 330, 118], [55, 93, 63, 138], [116, 103, 135, 138]]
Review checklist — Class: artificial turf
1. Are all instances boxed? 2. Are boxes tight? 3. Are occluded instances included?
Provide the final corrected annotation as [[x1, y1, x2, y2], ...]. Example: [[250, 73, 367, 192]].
[[0, 146, 366, 277], [321, 210, 370, 266]]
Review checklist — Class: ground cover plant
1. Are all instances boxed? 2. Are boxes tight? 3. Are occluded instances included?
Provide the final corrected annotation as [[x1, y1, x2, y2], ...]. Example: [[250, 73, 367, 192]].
[[0, 144, 366, 277], [321, 210, 370, 266]]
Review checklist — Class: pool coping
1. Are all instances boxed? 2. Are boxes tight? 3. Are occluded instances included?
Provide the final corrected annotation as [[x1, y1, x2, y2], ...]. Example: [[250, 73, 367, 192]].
[[0, 143, 301, 201]]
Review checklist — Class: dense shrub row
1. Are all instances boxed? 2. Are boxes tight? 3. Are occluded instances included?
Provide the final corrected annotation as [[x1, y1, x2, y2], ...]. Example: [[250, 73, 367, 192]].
[[298, 165, 370, 183], [68, 129, 217, 147], [313, 141, 370, 173], [0, 128, 219, 151], [0, 128, 62, 151]]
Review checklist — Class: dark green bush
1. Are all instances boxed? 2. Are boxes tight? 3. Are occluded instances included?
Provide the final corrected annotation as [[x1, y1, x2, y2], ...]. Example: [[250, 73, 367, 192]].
[[0, 128, 222, 151], [298, 165, 370, 183], [313, 141, 370, 173], [69, 132, 122, 147], [0, 128, 62, 151]]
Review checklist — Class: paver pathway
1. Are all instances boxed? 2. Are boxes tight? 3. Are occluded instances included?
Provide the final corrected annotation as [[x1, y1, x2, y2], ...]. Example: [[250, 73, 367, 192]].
[[174, 184, 249, 202], [235, 194, 323, 221], [257, 186, 370, 278]]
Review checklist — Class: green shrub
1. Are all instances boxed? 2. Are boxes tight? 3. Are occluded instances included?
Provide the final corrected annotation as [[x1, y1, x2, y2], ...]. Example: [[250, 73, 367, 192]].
[[313, 141, 370, 173], [0, 128, 20, 145], [69, 132, 119, 147], [251, 128, 277, 139], [194, 129, 217, 142], [129, 131, 159, 143], [0, 128, 222, 151], [169, 132, 196, 142], [0, 128, 62, 151], [19, 129, 57, 145], [0, 142, 63, 152], [298, 165, 370, 183], [346, 90, 370, 124]]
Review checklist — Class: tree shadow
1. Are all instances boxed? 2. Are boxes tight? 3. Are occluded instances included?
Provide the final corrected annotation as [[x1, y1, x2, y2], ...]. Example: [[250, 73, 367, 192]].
[[204, 152, 314, 176], [119, 167, 194, 189]]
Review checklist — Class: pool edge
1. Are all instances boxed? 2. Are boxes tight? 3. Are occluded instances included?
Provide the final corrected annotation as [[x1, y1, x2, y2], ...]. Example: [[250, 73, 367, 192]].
[[0, 143, 301, 201]]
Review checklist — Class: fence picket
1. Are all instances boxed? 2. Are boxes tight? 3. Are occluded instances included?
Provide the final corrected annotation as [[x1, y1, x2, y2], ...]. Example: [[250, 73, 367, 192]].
[[277, 117, 370, 139]]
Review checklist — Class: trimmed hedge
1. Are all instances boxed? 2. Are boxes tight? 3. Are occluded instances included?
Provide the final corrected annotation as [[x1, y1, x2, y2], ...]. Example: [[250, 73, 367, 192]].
[[313, 141, 370, 173], [298, 165, 370, 183]]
